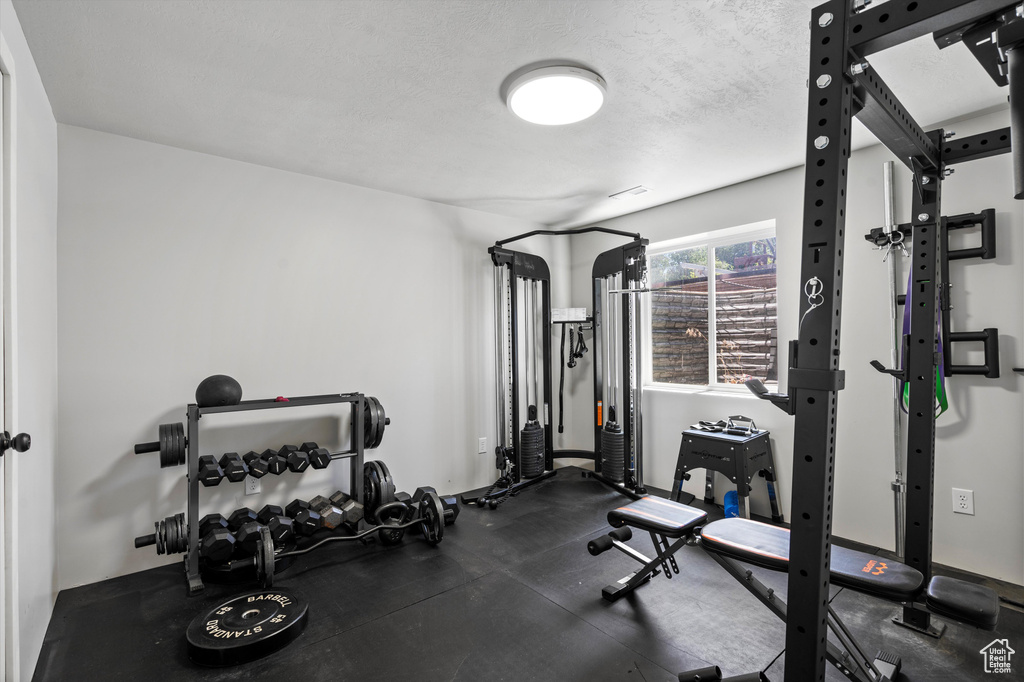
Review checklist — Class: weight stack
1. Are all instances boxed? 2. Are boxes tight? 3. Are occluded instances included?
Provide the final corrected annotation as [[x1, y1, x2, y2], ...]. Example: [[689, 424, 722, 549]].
[[519, 418, 545, 479], [601, 420, 625, 483]]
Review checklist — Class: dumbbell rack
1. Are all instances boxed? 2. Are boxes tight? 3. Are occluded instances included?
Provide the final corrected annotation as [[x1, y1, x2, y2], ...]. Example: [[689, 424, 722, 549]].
[[182, 392, 370, 595]]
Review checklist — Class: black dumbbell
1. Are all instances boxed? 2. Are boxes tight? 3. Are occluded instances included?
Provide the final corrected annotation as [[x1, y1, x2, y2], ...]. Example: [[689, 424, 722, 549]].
[[285, 499, 321, 536], [329, 490, 364, 527], [242, 451, 269, 478], [257, 504, 284, 524], [395, 491, 412, 505], [309, 495, 343, 529], [439, 494, 460, 525], [286, 450, 310, 473], [199, 513, 229, 539], [413, 487, 461, 525], [264, 448, 287, 476], [308, 447, 331, 469], [266, 515, 295, 545], [228, 507, 258, 531], [285, 498, 309, 518], [299, 442, 331, 469], [219, 452, 248, 482], [200, 526, 236, 563], [294, 507, 322, 535], [236, 520, 266, 555], [198, 455, 224, 486]]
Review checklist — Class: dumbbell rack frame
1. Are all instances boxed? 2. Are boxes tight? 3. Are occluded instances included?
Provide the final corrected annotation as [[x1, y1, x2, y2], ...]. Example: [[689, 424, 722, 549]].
[[183, 392, 369, 595]]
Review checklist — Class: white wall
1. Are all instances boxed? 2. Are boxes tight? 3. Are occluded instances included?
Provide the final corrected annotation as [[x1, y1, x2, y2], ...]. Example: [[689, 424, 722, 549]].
[[565, 110, 1024, 584], [0, 0, 60, 679], [55, 125, 561, 588]]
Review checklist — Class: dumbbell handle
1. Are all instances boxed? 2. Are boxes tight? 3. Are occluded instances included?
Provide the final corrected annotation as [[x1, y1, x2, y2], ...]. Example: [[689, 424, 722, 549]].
[[134, 441, 159, 455], [134, 533, 156, 548]]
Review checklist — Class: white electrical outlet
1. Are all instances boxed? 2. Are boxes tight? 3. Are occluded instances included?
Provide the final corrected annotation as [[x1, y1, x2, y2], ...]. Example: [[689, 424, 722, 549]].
[[478, 437, 487, 454], [245, 475, 261, 496], [952, 488, 974, 515]]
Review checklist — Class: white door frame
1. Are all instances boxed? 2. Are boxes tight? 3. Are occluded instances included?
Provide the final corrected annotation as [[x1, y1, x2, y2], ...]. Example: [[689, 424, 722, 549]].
[[0, 32, 19, 681]]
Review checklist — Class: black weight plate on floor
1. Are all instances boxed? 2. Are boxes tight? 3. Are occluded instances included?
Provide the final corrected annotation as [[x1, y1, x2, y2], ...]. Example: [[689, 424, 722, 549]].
[[420, 491, 444, 545], [186, 589, 308, 667], [255, 526, 275, 589]]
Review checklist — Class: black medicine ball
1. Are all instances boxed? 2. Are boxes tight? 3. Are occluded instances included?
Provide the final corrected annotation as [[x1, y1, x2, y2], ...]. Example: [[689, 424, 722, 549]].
[[195, 375, 243, 408]]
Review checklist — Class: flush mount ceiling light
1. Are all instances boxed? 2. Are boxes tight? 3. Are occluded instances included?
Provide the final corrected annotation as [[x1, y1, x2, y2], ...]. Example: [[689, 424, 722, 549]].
[[505, 65, 607, 125]]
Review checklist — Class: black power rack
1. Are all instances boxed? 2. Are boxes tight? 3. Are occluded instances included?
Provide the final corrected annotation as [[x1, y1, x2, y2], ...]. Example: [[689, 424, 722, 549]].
[[743, 2, 1021, 680]]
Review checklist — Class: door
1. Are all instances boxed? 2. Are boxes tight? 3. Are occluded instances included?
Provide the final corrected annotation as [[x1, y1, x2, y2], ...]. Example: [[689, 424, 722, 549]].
[[0, 54, 8, 677], [0, 54, 7, 675], [0, 55, 7, 677]]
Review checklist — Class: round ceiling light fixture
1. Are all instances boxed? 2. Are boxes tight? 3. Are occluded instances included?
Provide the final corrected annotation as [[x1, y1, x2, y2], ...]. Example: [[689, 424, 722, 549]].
[[505, 65, 607, 125]]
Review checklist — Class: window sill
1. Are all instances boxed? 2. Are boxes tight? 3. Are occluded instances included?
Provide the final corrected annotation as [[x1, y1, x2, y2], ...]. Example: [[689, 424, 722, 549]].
[[642, 383, 770, 399]]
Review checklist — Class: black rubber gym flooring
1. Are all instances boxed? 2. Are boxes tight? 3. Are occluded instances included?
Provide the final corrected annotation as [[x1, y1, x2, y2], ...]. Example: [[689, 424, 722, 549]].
[[34, 466, 1024, 681]]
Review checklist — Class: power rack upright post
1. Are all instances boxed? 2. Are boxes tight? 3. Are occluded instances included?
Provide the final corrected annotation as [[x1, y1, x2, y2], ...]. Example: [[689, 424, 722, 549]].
[[591, 239, 649, 496], [470, 227, 648, 507], [744, 2, 1021, 680]]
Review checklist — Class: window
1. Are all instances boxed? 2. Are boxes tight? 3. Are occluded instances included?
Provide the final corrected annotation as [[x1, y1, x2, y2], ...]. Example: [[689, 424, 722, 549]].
[[646, 221, 777, 389]]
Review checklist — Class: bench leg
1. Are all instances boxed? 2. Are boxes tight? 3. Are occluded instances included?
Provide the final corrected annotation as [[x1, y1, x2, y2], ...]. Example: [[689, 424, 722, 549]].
[[600, 534, 689, 602], [706, 551, 894, 682], [763, 472, 784, 523]]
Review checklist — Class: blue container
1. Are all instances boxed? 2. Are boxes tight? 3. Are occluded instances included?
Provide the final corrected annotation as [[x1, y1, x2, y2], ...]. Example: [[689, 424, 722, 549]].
[[724, 490, 739, 518]]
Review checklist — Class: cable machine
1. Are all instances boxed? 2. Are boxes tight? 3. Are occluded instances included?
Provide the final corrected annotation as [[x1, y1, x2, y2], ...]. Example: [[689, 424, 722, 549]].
[[467, 227, 649, 508], [592, 238, 649, 495]]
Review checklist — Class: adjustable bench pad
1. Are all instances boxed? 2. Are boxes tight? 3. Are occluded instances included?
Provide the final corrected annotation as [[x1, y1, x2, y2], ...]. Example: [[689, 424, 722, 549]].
[[927, 576, 1000, 630], [701, 518, 999, 629], [700, 518, 923, 601], [608, 496, 707, 538]]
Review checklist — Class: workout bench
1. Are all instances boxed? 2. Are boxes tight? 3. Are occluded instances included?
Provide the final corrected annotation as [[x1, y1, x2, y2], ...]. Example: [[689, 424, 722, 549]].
[[588, 495, 1000, 682]]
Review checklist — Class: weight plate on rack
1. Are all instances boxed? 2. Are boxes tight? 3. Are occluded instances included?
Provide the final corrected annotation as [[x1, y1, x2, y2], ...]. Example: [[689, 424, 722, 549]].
[[177, 422, 187, 466], [363, 396, 379, 449], [373, 460, 396, 507], [419, 492, 444, 546], [153, 422, 186, 468], [160, 515, 176, 556], [370, 397, 387, 448], [159, 423, 174, 468], [363, 461, 381, 514], [186, 589, 308, 667], [254, 526, 275, 589]]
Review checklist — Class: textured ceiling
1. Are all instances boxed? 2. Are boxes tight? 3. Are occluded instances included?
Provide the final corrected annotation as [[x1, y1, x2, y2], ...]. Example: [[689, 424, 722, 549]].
[[11, 0, 1009, 227]]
